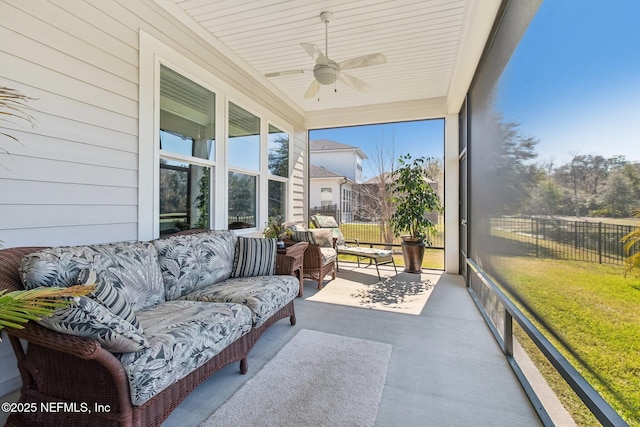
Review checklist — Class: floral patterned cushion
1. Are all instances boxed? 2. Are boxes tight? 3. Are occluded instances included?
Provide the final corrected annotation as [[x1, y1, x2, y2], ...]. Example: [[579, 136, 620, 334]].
[[319, 247, 337, 264], [20, 241, 165, 312], [181, 275, 299, 327], [153, 230, 237, 300], [337, 245, 394, 259], [311, 214, 339, 228], [37, 296, 149, 353], [76, 268, 140, 329], [309, 229, 334, 247], [118, 300, 252, 406]]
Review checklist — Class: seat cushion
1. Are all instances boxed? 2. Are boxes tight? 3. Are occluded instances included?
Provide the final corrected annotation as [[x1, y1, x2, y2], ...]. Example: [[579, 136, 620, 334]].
[[153, 230, 237, 300], [337, 245, 393, 260], [319, 247, 337, 264], [311, 214, 339, 228], [181, 275, 299, 327], [117, 300, 252, 406]]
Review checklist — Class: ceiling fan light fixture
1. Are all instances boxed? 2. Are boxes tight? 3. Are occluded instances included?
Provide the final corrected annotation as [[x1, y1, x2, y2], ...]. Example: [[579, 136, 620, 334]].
[[314, 64, 338, 85]]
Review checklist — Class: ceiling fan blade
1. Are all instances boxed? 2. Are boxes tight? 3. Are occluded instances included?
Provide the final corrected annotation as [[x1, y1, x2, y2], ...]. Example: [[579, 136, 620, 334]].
[[265, 70, 305, 78], [301, 43, 328, 65], [337, 72, 372, 93], [303, 80, 320, 98], [338, 53, 387, 71]]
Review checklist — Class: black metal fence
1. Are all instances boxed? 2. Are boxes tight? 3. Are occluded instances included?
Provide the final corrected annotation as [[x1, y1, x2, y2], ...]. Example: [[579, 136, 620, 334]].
[[491, 216, 638, 265]]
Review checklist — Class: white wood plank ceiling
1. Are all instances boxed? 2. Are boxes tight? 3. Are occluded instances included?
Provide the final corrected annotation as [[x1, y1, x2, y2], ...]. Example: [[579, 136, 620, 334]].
[[164, 0, 498, 119]]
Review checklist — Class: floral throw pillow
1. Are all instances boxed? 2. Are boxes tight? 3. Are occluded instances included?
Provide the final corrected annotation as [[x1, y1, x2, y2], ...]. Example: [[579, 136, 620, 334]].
[[76, 269, 140, 329], [37, 297, 149, 353], [309, 228, 334, 248]]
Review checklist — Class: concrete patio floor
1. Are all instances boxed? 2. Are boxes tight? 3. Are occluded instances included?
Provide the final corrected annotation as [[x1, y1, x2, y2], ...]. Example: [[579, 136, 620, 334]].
[[0, 264, 542, 426], [163, 264, 541, 426]]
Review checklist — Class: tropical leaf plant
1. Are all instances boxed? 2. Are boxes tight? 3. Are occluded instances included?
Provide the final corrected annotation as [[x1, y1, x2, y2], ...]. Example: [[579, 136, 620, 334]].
[[621, 209, 640, 277], [0, 86, 35, 147], [0, 285, 95, 334]]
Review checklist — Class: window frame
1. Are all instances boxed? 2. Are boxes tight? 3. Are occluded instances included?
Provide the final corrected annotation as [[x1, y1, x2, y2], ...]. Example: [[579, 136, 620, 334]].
[[139, 31, 293, 240]]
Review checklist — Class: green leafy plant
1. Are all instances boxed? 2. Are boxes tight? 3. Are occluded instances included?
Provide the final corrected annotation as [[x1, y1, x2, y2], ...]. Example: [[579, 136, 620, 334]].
[[263, 215, 284, 239], [621, 209, 640, 277], [388, 154, 443, 243], [0, 285, 95, 334]]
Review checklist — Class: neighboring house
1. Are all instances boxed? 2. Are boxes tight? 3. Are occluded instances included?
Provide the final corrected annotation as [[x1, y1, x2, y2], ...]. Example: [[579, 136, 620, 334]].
[[308, 164, 355, 223], [309, 139, 367, 183], [309, 139, 367, 223]]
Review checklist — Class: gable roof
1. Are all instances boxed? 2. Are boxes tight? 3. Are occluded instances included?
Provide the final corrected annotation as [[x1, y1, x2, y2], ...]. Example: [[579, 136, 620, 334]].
[[309, 139, 368, 159], [309, 164, 354, 182]]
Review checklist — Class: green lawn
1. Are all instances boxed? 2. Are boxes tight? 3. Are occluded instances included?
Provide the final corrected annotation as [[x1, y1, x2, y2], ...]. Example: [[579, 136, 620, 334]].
[[492, 256, 640, 426]]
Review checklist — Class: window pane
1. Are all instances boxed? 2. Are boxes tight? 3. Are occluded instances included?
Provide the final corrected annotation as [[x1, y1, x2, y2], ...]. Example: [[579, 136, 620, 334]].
[[159, 159, 211, 234], [228, 171, 256, 229], [268, 124, 289, 177], [160, 65, 215, 160], [228, 102, 259, 170], [268, 180, 286, 219]]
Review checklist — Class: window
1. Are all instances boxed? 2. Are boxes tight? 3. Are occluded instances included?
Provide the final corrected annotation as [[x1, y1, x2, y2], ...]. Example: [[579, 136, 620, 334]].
[[268, 124, 289, 219], [321, 188, 333, 208], [342, 188, 352, 213], [228, 102, 259, 171], [140, 34, 294, 239], [228, 171, 257, 229], [159, 65, 215, 234], [228, 103, 261, 229]]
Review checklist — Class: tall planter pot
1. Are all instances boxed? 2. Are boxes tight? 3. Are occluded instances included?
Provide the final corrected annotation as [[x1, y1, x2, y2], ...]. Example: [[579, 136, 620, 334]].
[[401, 237, 425, 273]]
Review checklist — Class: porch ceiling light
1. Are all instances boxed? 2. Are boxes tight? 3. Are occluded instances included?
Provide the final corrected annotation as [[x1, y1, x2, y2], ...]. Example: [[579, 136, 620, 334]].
[[313, 62, 339, 85]]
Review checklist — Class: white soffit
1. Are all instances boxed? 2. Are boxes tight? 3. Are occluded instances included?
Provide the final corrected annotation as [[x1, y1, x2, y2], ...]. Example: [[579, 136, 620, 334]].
[[161, 0, 500, 126]]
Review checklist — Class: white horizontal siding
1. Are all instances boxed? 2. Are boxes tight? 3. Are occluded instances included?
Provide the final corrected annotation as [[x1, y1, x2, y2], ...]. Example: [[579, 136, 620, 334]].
[[0, 0, 306, 395]]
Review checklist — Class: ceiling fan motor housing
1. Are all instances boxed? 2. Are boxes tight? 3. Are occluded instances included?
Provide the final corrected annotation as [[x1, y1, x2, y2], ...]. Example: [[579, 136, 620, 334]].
[[314, 62, 338, 85]]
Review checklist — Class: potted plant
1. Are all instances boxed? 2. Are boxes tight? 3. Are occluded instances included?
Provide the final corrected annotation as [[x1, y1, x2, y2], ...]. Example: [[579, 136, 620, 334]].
[[388, 154, 442, 273]]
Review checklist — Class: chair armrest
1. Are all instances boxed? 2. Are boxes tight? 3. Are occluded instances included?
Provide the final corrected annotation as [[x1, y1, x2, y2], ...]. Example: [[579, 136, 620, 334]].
[[284, 241, 309, 258], [275, 253, 295, 275]]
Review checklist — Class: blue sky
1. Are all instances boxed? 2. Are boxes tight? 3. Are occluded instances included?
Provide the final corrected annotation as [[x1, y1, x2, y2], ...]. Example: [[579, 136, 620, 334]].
[[495, 0, 640, 165], [309, 119, 444, 180]]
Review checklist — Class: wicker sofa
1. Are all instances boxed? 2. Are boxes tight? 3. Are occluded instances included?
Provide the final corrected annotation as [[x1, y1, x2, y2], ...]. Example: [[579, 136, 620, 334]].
[[0, 229, 299, 427]]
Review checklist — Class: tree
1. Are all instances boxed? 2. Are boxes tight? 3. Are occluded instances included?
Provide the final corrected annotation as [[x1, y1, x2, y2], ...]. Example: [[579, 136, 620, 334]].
[[268, 135, 289, 176], [353, 131, 398, 246], [490, 120, 540, 215], [621, 210, 640, 277]]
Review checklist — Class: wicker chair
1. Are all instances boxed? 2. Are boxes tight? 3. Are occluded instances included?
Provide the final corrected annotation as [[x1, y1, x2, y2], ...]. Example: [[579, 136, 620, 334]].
[[302, 243, 336, 290], [283, 238, 336, 291]]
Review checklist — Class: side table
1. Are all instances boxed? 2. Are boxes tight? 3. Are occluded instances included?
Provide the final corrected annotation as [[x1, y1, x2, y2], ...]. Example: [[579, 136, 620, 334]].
[[278, 241, 308, 297]]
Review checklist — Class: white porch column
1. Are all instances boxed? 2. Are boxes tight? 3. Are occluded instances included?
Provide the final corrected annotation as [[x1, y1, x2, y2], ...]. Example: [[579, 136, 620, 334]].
[[444, 114, 460, 274]]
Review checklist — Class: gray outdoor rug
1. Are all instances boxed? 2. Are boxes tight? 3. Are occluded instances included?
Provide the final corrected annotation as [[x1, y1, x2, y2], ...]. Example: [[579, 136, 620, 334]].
[[200, 329, 392, 427], [307, 268, 440, 315]]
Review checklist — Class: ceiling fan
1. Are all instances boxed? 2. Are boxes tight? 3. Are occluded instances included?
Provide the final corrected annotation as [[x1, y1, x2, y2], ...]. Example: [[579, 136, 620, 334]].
[[265, 11, 387, 99]]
